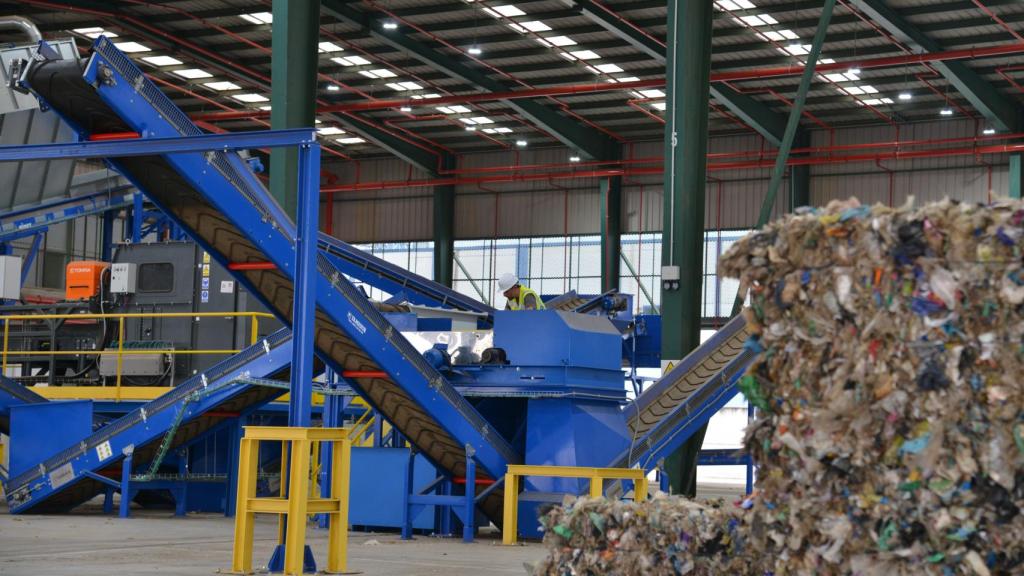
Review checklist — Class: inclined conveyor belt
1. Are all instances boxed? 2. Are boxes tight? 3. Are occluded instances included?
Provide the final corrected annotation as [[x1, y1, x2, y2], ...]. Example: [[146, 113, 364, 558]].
[[21, 38, 517, 521]]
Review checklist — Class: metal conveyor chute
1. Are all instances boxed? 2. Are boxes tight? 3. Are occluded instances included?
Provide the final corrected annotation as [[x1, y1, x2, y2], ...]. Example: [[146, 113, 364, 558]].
[[21, 38, 519, 521]]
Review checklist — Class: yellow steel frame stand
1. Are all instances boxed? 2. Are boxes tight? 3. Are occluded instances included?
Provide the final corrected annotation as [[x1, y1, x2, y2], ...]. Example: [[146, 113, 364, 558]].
[[502, 465, 649, 545], [231, 426, 351, 575]]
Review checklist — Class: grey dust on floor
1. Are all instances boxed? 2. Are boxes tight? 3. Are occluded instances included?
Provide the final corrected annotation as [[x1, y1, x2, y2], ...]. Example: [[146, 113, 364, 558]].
[[0, 504, 545, 575]]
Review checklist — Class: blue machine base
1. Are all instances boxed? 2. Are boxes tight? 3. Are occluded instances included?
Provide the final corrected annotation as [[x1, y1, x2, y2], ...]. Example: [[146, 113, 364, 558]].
[[267, 544, 316, 574]]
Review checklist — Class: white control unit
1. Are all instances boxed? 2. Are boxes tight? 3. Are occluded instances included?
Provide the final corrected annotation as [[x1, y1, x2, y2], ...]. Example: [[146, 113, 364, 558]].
[[0, 256, 21, 300], [110, 262, 137, 294]]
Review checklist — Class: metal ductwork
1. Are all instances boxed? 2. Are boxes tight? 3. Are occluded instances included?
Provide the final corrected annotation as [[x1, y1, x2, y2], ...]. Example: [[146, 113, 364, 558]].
[[0, 16, 42, 44]]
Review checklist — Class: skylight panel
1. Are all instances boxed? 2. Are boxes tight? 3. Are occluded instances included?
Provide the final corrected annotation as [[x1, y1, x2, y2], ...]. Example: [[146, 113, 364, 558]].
[[459, 118, 477, 125], [491, 5, 526, 17], [387, 83, 408, 91], [595, 63, 624, 73], [861, 85, 878, 94], [507, 23, 527, 33], [231, 93, 269, 103], [332, 55, 371, 67], [358, 70, 378, 79], [73, 27, 118, 39], [617, 76, 640, 83], [142, 55, 182, 67], [782, 44, 810, 56], [370, 68, 396, 78], [639, 89, 665, 98], [399, 81, 423, 90], [520, 21, 551, 32], [318, 127, 346, 135], [437, 106, 456, 114], [569, 50, 600, 60], [824, 73, 847, 83], [470, 116, 494, 124], [449, 105, 471, 113], [543, 35, 576, 47], [494, 127, 513, 133], [716, 0, 756, 10], [845, 86, 865, 95], [173, 68, 212, 79], [651, 102, 666, 111], [241, 12, 273, 25], [337, 137, 366, 144], [412, 93, 442, 99], [318, 42, 344, 53], [114, 42, 151, 53], [204, 81, 241, 91]]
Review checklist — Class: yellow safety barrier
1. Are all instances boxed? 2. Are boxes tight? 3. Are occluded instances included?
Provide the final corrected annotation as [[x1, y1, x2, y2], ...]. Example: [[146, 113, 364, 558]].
[[231, 426, 351, 575], [501, 465, 649, 545], [0, 311, 273, 402]]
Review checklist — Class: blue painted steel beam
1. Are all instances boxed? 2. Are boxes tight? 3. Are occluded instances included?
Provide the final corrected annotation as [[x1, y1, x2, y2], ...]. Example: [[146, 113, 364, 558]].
[[0, 129, 317, 161], [320, 0, 615, 160], [849, 0, 1020, 132], [288, 142, 320, 427], [0, 186, 134, 244]]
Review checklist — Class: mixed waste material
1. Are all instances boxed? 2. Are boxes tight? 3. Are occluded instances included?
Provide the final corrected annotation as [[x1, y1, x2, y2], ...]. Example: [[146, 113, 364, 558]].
[[535, 198, 1024, 575]]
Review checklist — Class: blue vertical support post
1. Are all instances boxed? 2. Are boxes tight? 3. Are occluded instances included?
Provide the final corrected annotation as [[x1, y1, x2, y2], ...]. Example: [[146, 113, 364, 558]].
[[288, 142, 320, 428], [401, 449, 416, 540], [131, 191, 143, 243], [372, 410, 383, 448], [225, 414, 246, 517], [463, 447, 476, 543], [318, 368, 339, 529], [101, 209, 115, 262], [119, 447, 134, 518]]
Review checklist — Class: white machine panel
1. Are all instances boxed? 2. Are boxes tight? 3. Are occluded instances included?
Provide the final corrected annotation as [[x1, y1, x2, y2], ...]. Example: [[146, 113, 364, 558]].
[[0, 255, 22, 300], [110, 262, 137, 294]]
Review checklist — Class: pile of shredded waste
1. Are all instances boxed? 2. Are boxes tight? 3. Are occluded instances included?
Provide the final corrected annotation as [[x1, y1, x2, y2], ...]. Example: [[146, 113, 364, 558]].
[[534, 198, 1024, 575]]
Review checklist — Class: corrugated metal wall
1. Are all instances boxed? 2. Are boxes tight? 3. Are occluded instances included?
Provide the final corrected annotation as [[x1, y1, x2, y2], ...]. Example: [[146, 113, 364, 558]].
[[325, 117, 1012, 243]]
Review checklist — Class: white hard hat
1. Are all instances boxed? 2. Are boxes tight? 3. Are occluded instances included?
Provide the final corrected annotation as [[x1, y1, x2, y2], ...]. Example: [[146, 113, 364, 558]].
[[497, 272, 519, 292]]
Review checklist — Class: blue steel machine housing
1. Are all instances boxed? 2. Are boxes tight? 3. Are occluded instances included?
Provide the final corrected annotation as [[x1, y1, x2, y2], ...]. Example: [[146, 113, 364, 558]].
[[1, 38, 759, 541]]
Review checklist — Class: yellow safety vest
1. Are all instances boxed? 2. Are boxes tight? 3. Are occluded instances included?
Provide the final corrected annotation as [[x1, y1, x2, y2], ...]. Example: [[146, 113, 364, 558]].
[[508, 286, 546, 310]]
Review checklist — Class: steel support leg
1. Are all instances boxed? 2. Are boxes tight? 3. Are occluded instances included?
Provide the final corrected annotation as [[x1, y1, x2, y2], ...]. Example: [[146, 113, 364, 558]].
[[101, 210, 115, 262], [131, 191, 143, 243], [600, 175, 622, 293], [288, 143, 320, 428], [660, 0, 713, 498], [119, 450, 133, 518], [463, 449, 476, 543], [401, 449, 416, 540]]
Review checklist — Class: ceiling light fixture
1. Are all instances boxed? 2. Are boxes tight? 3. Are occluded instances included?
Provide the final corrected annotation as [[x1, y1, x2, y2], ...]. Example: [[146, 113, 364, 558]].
[[940, 108, 953, 116], [326, 84, 340, 91], [569, 155, 581, 163], [984, 128, 996, 135], [516, 139, 527, 147], [382, 20, 398, 30], [898, 91, 912, 101], [468, 45, 482, 55], [400, 105, 412, 112], [847, 67, 861, 76]]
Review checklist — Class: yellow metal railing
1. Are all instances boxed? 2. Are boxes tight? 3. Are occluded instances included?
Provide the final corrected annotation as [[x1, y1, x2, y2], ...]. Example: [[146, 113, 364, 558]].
[[501, 464, 649, 545], [0, 311, 274, 402]]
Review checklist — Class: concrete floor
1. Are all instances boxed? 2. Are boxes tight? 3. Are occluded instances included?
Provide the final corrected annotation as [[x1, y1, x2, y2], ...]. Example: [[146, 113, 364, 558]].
[[0, 502, 545, 575]]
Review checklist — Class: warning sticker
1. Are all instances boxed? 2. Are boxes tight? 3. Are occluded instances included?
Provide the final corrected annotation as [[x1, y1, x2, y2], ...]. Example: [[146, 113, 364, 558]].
[[96, 441, 113, 461], [49, 463, 74, 489], [202, 252, 211, 264], [202, 264, 210, 277]]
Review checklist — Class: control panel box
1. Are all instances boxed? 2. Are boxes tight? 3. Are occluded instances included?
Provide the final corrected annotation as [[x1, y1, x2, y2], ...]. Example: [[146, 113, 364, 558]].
[[0, 255, 20, 300], [110, 262, 137, 294]]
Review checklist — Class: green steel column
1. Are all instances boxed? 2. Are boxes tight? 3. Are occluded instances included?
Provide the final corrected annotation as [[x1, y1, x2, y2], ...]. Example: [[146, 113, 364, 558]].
[[1011, 154, 1023, 199], [270, 0, 319, 218], [600, 175, 622, 292], [789, 131, 811, 211], [433, 184, 455, 286], [661, 0, 712, 497]]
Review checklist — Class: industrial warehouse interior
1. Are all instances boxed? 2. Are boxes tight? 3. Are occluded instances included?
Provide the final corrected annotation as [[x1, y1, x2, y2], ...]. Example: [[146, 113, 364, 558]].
[[0, 0, 1023, 574]]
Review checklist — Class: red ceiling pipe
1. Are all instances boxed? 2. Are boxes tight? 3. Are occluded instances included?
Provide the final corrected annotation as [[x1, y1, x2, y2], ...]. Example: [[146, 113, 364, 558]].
[[323, 141, 1024, 191], [228, 262, 277, 271], [190, 42, 1024, 124], [88, 132, 140, 141], [190, 80, 666, 122], [342, 371, 388, 379]]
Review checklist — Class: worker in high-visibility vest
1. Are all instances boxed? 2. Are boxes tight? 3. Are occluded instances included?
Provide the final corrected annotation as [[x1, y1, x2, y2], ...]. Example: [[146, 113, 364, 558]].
[[498, 272, 546, 311]]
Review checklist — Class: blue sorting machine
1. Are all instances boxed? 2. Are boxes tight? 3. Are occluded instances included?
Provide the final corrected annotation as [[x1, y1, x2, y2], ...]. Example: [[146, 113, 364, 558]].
[[0, 37, 755, 540]]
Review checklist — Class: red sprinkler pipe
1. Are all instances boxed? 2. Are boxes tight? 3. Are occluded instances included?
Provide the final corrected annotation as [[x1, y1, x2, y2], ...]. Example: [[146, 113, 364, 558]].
[[228, 262, 277, 271]]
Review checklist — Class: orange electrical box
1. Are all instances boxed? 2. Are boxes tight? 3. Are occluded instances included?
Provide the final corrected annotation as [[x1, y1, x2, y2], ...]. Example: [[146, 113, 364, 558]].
[[65, 261, 109, 301]]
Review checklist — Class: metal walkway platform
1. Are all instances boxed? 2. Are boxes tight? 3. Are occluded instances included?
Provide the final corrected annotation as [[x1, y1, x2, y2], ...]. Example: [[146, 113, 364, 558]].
[[21, 38, 518, 521]]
